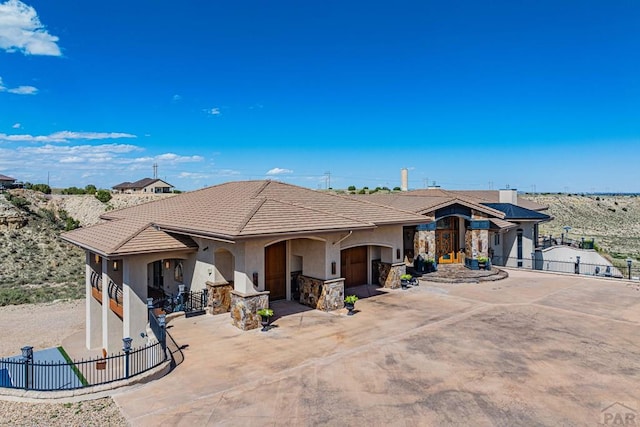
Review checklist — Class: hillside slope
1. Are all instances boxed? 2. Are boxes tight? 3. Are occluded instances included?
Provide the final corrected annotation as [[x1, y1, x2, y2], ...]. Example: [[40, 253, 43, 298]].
[[0, 191, 174, 305], [522, 194, 640, 259]]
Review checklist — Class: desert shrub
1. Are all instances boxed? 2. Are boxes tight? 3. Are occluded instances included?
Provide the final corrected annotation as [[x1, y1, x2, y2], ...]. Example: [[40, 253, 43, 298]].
[[95, 189, 112, 203], [25, 183, 51, 194], [393, 186, 401, 191], [84, 184, 97, 194], [5, 194, 30, 210], [347, 185, 356, 191], [39, 208, 58, 225], [61, 186, 86, 195]]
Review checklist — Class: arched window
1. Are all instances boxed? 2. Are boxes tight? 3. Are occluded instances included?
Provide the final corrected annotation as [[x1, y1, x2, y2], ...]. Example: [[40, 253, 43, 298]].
[[174, 261, 184, 283]]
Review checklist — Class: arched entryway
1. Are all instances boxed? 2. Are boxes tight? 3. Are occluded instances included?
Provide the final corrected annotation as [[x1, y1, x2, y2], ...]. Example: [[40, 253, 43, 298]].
[[265, 241, 287, 300], [341, 246, 368, 288]]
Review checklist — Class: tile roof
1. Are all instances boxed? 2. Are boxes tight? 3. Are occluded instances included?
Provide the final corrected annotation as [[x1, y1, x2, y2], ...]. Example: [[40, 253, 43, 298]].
[[113, 178, 173, 190], [482, 203, 552, 220], [63, 180, 428, 255], [0, 174, 16, 181]]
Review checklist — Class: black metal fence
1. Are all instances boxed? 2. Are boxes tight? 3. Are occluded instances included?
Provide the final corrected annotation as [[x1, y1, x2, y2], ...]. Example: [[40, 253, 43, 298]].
[[491, 256, 640, 279], [151, 288, 208, 317], [0, 341, 166, 391]]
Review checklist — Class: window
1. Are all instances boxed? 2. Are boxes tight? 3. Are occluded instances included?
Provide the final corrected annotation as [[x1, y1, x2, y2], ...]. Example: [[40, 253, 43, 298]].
[[517, 229, 523, 267], [174, 261, 184, 282], [494, 234, 500, 245]]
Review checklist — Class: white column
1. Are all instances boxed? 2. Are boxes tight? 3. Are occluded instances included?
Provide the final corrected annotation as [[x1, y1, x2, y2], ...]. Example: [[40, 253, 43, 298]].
[[101, 258, 110, 351], [86, 253, 102, 349], [123, 259, 148, 348]]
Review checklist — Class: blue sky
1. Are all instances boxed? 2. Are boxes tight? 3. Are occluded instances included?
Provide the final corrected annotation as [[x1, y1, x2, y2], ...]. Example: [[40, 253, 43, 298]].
[[0, 1, 638, 192]]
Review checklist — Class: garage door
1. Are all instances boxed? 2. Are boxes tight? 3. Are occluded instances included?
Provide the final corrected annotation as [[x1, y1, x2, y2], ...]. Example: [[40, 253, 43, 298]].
[[341, 246, 368, 288]]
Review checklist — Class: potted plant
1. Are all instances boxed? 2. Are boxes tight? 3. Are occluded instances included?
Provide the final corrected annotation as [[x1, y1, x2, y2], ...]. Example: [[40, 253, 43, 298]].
[[400, 273, 413, 289], [425, 257, 436, 273], [344, 295, 358, 315], [477, 256, 490, 270], [257, 307, 274, 331]]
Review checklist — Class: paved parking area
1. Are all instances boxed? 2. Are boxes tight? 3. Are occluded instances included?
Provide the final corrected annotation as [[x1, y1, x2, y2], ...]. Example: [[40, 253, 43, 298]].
[[113, 270, 640, 426]]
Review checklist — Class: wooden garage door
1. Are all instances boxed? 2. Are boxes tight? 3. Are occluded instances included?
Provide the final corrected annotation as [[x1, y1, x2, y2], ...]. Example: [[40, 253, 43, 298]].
[[341, 246, 368, 288], [265, 241, 287, 300]]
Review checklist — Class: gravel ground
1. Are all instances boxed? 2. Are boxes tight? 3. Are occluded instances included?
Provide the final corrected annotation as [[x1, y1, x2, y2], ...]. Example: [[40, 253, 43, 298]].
[[0, 299, 129, 426]]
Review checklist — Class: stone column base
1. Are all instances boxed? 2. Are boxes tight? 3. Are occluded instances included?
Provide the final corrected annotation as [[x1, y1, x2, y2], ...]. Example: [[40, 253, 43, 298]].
[[206, 280, 233, 315], [230, 290, 269, 331], [299, 276, 345, 311], [377, 262, 406, 289]]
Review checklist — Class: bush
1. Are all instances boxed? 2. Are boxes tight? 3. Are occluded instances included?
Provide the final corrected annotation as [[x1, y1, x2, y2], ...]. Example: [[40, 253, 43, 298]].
[[95, 189, 112, 203], [25, 183, 51, 194], [347, 185, 356, 191], [5, 193, 30, 210], [84, 184, 97, 194]]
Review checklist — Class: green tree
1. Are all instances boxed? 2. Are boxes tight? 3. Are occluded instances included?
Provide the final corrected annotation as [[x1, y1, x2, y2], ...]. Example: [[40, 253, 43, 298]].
[[95, 189, 112, 203], [85, 184, 97, 194]]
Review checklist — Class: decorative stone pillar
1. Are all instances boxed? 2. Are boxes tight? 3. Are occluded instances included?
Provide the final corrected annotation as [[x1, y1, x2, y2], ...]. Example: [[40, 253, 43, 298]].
[[230, 290, 269, 330], [206, 280, 233, 315], [465, 220, 490, 269], [299, 276, 345, 311], [414, 222, 436, 260], [377, 262, 406, 289]]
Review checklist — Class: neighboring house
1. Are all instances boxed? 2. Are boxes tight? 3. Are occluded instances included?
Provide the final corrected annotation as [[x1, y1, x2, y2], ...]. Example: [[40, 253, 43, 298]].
[[0, 174, 16, 189], [62, 181, 552, 352], [112, 178, 174, 194]]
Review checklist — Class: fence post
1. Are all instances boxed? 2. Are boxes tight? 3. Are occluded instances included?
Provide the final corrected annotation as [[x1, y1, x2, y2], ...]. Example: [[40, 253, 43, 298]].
[[158, 314, 167, 352], [21, 346, 33, 390], [147, 297, 154, 321], [627, 258, 633, 280], [575, 256, 580, 274], [531, 252, 535, 270], [123, 337, 133, 379]]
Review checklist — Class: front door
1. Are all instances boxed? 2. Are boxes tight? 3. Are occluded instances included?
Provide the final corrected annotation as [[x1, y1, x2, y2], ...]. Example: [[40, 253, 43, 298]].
[[152, 261, 164, 289], [436, 217, 460, 263], [341, 246, 368, 287], [265, 241, 287, 300]]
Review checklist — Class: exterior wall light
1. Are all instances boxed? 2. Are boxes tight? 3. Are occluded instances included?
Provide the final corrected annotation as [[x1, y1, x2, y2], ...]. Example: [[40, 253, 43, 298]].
[[331, 261, 336, 275], [113, 260, 118, 271], [165, 260, 171, 269], [94, 254, 100, 264]]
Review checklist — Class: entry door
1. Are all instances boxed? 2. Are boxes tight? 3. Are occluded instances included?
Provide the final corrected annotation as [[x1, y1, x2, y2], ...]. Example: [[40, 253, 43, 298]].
[[265, 241, 287, 300], [152, 261, 164, 289], [341, 246, 368, 288]]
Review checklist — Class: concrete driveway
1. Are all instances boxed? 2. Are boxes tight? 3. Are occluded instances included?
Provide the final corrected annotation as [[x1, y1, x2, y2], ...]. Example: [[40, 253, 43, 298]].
[[112, 270, 640, 426]]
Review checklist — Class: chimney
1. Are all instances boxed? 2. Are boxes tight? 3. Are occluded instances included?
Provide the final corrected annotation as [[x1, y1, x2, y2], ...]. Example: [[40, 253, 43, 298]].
[[400, 168, 408, 191], [499, 187, 518, 205]]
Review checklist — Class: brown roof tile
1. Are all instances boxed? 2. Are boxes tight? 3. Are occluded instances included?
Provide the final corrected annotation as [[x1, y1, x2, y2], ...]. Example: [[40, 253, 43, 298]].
[[63, 180, 428, 255]]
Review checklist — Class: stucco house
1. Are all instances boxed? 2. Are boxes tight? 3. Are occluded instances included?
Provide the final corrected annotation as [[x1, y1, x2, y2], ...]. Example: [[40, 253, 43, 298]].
[[112, 178, 174, 194], [0, 174, 16, 189], [61, 180, 550, 352]]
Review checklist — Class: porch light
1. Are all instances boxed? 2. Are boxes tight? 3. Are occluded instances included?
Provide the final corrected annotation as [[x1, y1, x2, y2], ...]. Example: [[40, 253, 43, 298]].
[[396, 248, 401, 260], [113, 261, 118, 271], [165, 260, 171, 269], [331, 261, 336, 275], [94, 254, 100, 264]]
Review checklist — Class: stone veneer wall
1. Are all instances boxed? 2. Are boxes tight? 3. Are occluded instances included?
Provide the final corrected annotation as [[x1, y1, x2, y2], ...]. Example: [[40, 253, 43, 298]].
[[375, 261, 405, 289], [299, 275, 344, 311], [414, 229, 436, 260], [206, 280, 233, 315], [465, 229, 489, 259], [230, 291, 269, 330]]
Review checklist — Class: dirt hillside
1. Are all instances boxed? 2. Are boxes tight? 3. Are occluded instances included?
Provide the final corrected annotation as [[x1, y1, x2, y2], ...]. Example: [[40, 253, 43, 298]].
[[523, 193, 640, 259]]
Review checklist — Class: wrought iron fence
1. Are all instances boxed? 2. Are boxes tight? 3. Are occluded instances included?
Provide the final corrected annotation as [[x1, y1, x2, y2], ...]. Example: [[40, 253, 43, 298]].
[[151, 288, 208, 317], [490, 255, 640, 279], [0, 341, 166, 391]]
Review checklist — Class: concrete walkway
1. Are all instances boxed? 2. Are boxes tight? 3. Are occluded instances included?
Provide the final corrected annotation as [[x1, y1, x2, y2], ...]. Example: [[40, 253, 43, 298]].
[[112, 270, 640, 426]]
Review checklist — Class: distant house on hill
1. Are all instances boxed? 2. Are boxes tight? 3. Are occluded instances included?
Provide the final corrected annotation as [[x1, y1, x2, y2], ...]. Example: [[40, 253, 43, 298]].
[[0, 174, 17, 189], [112, 178, 174, 194]]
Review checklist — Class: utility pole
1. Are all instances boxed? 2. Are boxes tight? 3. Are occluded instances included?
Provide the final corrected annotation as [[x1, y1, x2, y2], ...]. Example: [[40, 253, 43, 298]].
[[153, 163, 158, 179], [324, 171, 331, 189]]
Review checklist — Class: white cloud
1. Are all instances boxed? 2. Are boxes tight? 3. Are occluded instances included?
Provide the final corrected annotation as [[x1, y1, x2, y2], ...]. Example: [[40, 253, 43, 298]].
[[0, 0, 62, 56], [156, 152, 204, 162], [0, 76, 38, 95], [11, 123, 20, 129], [0, 130, 136, 143], [204, 107, 220, 116], [266, 167, 293, 175], [7, 85, 37, 95], [172, 94, 181, 102]]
